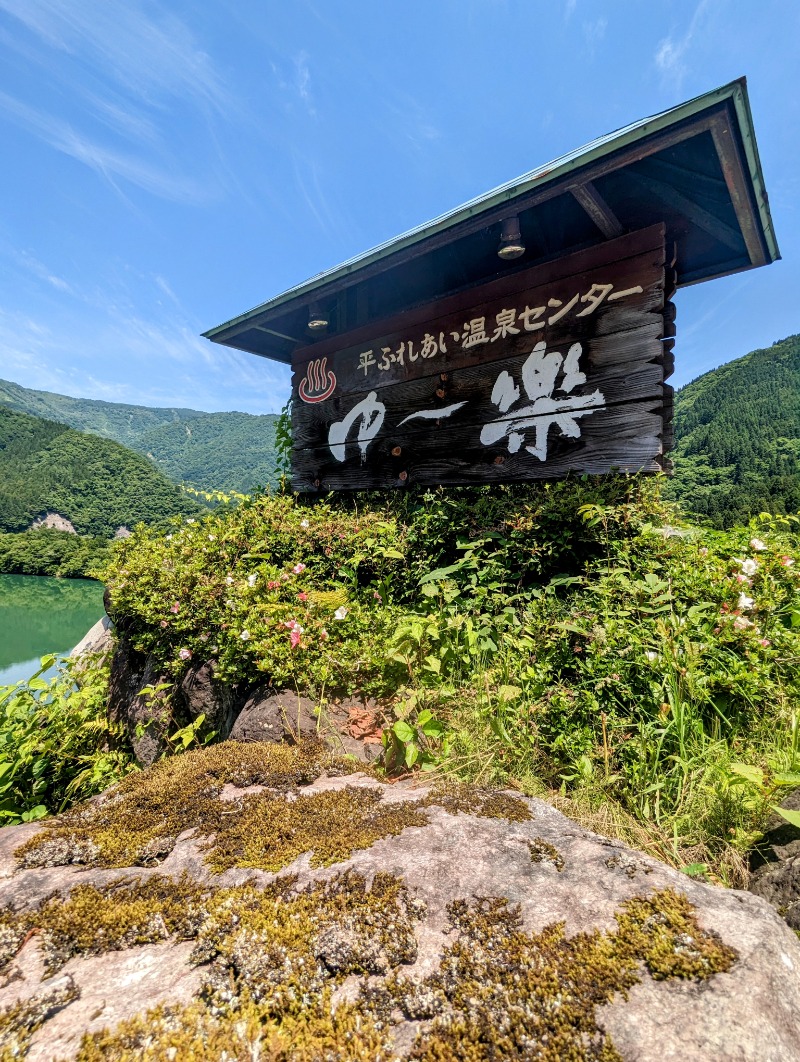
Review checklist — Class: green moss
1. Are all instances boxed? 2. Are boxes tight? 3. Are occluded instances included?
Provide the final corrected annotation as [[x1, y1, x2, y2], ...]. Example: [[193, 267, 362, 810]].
[[20, 876, 210, 976], [7, 871, 736, 1061], [0, 977, 79, 1061], [205, 785, 430, 873], [528, 837, 565, 871], [398, 887, 737, 1062], [74, 995, 395, 1062], [613, 887, 738, 980], [16, 749, 534, 877], [15, 741, 359, 870], [424, 782, 532, 823]]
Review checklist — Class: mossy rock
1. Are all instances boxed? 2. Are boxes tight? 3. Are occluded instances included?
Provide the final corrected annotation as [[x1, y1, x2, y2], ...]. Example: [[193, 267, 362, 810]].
[[0, 741, 796, 1060]]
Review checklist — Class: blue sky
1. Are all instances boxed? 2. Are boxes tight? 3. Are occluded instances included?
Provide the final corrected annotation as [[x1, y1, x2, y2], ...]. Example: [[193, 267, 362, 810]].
[[0, 0, 797, 414]]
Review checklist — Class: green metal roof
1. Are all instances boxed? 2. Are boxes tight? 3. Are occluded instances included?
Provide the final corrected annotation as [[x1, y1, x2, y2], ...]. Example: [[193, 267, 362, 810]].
[[205, 77, 778, 357]]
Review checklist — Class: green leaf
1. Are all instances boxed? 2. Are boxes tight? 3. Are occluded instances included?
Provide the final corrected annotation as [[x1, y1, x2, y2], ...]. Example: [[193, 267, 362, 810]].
[[392, 720, 415, 743], [772, 806, 800, 830], [773, 772, 800, 787], [423, 655, 442, 675], [680, 863, 709, 878], [729, 763, 765, 788], [420, 719, 445, 738], [497, 685, 522, 703], [404, 742, 419, 768], [21, 805, 48, 822]]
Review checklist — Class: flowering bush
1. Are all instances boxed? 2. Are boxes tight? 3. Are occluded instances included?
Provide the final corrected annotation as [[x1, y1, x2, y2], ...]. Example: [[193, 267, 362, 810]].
[[102, 481, 800, 881]]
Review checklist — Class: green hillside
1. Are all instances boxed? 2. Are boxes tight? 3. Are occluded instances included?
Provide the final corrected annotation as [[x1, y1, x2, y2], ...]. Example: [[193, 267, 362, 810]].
[[668, 334, 800, 527], [0, 379, 279, 493], [0, 407, 201, 537]]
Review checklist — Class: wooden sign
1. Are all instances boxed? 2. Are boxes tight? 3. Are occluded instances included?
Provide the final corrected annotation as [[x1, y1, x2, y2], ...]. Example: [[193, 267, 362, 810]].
[[291, 224, 674, 491]]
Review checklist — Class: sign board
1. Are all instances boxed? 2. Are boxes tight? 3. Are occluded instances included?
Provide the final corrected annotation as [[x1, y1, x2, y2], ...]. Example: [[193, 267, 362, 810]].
[[291, 224, 674, 491]]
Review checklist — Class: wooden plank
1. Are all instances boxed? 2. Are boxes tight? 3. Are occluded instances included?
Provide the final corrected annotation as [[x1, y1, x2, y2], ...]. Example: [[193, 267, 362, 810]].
[[292, 399, 666, 491], [290, 228, 670, 492], [292, 224, 666, 372], [572, 181, 625, 239], [292, 342, 666, 450]]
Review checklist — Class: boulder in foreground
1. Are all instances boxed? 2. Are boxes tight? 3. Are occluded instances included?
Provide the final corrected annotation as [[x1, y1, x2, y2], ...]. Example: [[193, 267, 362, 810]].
[[0, 741, 798, 1061]]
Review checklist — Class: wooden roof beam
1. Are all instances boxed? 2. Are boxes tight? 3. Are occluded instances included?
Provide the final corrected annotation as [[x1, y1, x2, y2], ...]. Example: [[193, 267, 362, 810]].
[[709, 112, 769, 267], [571, 181, 625, 239], [625, 169, 744, 252]]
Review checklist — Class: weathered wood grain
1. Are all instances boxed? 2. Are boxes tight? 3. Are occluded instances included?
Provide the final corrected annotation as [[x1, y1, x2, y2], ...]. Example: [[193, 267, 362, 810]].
[[290, 227, 671, 491], [292, 399, 667, 491]]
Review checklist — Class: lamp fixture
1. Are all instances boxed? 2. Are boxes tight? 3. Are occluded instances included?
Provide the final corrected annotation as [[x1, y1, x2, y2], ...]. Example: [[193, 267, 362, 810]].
[[307, 303, 329, 331], [497, 216, 525, 260]]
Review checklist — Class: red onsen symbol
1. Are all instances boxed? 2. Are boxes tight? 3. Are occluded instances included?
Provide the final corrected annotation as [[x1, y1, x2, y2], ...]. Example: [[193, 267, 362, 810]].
[[298, 357, 337, 403]]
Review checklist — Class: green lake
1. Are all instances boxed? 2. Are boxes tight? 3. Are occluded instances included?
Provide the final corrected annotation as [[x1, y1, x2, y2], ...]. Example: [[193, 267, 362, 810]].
[[0, 574, 105, 686]]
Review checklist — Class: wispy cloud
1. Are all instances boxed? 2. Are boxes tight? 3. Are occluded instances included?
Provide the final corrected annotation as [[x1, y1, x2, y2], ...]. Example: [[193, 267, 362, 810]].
[[0, 0, 233, 114], [294, 51, 315, 116], [0, 90, 215, 202], [654, 0, 714, 88]]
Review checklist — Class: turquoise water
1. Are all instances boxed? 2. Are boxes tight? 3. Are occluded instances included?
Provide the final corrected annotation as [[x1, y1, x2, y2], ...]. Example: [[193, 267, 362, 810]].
[[0, 574, 105, 686]]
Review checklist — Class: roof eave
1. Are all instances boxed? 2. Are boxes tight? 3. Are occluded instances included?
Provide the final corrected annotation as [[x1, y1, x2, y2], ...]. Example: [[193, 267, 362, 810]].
[[204, 77, 777, 343]]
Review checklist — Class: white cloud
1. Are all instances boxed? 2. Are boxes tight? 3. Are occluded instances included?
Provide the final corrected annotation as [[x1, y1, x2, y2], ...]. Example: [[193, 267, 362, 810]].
[[654, 0, 714, 87], [294, 51, 315, 115]]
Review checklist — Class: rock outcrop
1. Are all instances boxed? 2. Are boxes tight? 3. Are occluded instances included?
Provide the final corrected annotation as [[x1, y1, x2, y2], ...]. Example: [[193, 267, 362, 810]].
[[28, 512, 76, 533], [750, 789, 800, 929], [70, 617, 112, 660], [0, 741, 797, 1060], [106, 628, 384, 765]]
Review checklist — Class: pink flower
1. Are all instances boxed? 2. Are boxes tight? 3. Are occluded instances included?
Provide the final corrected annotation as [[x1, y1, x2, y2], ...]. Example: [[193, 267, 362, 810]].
[[179, 648, 192, 661], [170, 603, 180, 613], [298, 592, 308, 602], [280, 573, 290, 582], [781, 556, 795, 567], [733, 616, 754, 630], [699, 547, 709, 557], [160, 620, 168, 628], [759, 638, 771, 648], [290, 630, 302, 649], [267, 580, 280, 590], [320, 628, 329, 641], [373, 591, 382, 602], [735, 574, 751, 585], [292, 563, 306, 575]]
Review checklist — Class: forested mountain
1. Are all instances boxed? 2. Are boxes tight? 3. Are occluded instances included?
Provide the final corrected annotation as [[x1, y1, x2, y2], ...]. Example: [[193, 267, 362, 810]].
[[667, 334, 800, 527], [0, 408, 201, 536], [0, 379, 279, 493]]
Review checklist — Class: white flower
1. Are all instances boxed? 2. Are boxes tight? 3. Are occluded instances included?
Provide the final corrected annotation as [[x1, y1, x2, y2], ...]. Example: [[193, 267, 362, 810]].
[[208, 534, 215, 541], [737, 592, 754, 611], [733, 616, 754, 630], [739, 558, 758, 577], [300, 519, 309, 529], [187, 518, 196, 524], [225, 575, 234, 585], [645, 651, 658, 662], [247, 573, 258, 587], [750, 538, 767, 552], [333, 606, 348, 620], [166, 534, 173, 541], [178, 648, 192, 661], [240, 630, 251, 641]]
